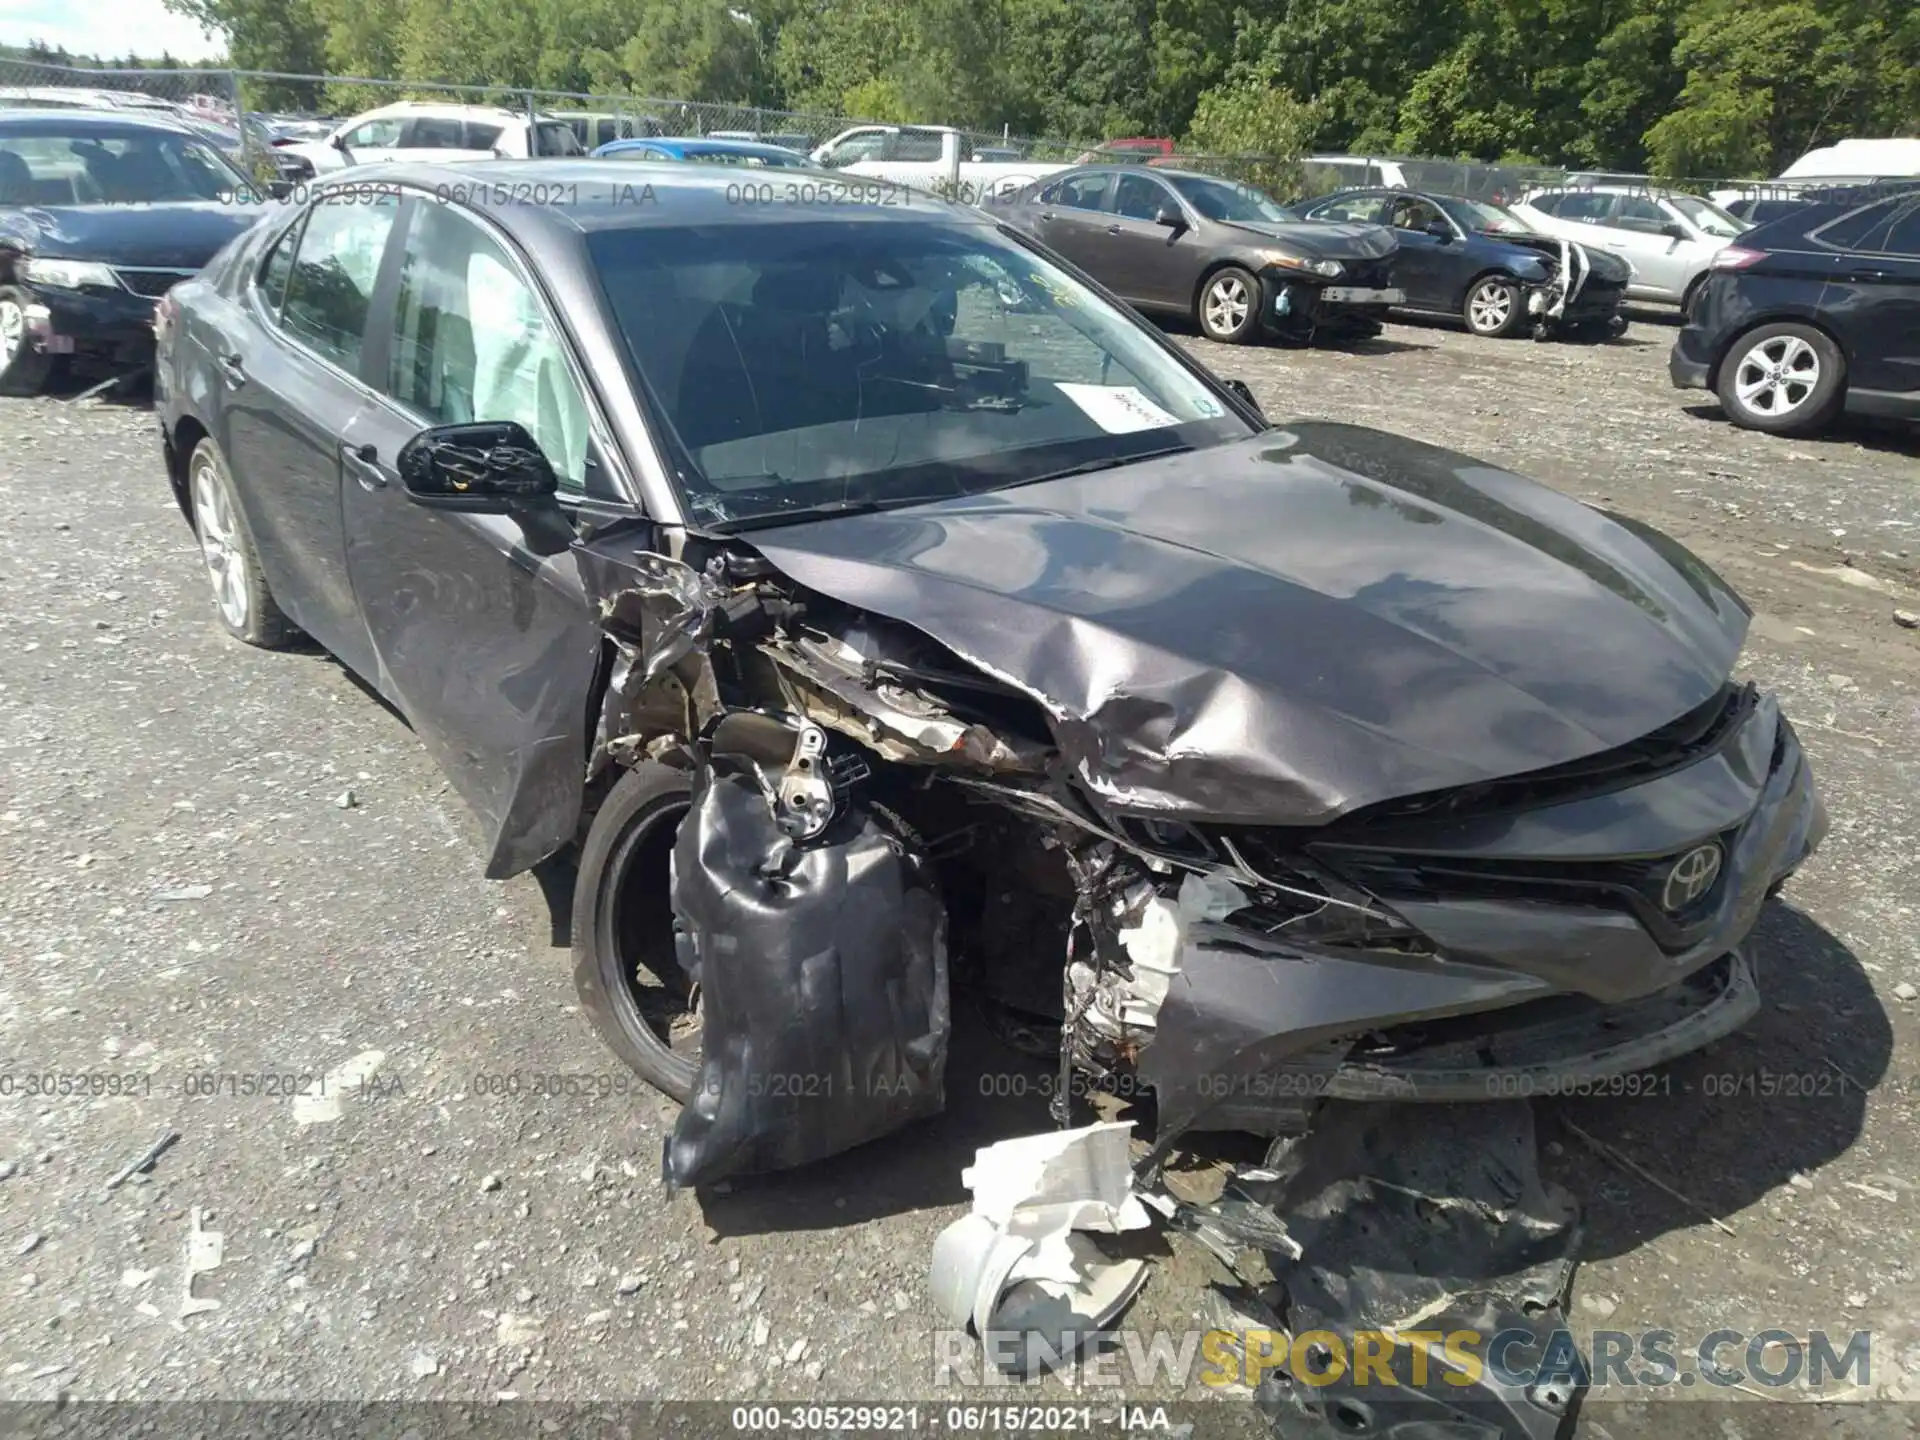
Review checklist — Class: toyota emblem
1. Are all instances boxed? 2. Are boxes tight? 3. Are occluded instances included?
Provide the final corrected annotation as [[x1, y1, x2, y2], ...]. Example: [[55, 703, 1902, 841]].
[[1662, 843, 1723, 912]]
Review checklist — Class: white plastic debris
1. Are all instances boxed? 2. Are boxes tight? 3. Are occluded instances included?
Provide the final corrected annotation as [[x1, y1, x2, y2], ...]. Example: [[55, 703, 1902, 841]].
[[931, 1121, 1153, 1373], [291, 1049, 387, 1125], [1115, 873, 1246, 1027], [178, 1207, 223, 1320]]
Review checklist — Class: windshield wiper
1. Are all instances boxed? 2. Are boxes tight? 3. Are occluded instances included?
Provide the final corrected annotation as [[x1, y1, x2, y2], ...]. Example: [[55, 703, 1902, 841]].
[[1013, 443, 1192, 487], [704, 493, 949, 534]]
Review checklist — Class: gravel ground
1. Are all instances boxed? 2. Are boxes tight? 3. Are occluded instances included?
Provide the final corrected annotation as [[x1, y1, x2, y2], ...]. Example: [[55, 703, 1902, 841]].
[[1, 312, 1916, 1436]]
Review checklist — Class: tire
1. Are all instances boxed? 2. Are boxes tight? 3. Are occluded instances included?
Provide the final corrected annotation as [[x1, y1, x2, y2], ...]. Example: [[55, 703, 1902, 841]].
[[1715, 323, 1845, 436], [1463, 275, 1525, 338], [572, 762, 699, 1102], [0, 286, 56, 397], [1197, 266, 1261, 343], [187, 437, 299, 647]]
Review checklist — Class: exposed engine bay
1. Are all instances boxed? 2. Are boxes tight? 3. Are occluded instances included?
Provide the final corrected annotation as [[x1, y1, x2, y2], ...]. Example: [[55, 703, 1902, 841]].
[[583, 521, 1817, 1191]]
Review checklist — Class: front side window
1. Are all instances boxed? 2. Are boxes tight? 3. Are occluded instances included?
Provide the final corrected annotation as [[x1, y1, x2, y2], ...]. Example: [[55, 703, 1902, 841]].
[[279, 191, 400, 373], [1113, 173, 1174, 221], [1385, 195, 1446, 233], [533, 122, 582, 157], [255, 217, 302, 316], [1551, 192, 1613, 221], [887, 129, 946, 162], [342, 117, 403, 149], [1665, 193, 1748, 238], [385, 201, 591, 491], [1612, 195, 1669, 230], [1308, 193, 1387, 224], [586, 217, 1252, 527], [1165, 174, 1299, 223], [1435, 196, 1531, 235]]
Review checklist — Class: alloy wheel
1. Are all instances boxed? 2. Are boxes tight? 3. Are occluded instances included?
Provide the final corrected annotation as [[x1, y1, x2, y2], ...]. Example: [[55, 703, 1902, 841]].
[[1468, 281, 1513, 333], [190, 458, 250, 630], [1205, 275, 1250, 336], [0, 299, 22, 369], [1732, 334, 1820, 418]]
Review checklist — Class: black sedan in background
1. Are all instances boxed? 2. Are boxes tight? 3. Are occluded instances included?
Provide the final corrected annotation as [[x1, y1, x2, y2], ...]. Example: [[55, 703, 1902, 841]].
[[1300, 187, 1631, 338], [0, 109, 264, 394], [1670, 190, 1920, 434], [154, 162, 1821, 1194], [995, 164, 1400, 342]]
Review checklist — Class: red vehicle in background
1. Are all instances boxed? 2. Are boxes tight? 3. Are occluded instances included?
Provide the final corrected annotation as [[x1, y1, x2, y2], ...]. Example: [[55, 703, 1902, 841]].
[[1075, 137, 1175, 163]]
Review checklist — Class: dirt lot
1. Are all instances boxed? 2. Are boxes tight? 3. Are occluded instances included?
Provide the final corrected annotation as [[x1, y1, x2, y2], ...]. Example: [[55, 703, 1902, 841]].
[[0, 309, 1916, 1436]]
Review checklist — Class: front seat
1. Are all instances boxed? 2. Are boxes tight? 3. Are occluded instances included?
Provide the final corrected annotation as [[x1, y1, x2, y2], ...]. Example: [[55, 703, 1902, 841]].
[[0, 150, 34, 205]]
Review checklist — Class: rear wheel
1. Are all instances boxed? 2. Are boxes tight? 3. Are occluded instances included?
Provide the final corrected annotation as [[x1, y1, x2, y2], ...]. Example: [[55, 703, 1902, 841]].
[[1715, 323, 1845, 436], [1197, 266, 1261, 343], [0, 286, 56, 397], [1463, 275, 1525, 337], [188, 437, 299, 647], [572, 762, 700, 1102]]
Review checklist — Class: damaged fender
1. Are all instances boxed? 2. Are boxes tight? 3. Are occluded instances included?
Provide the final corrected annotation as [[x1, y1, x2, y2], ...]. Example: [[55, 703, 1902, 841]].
[[663, 764, 950, 1189]]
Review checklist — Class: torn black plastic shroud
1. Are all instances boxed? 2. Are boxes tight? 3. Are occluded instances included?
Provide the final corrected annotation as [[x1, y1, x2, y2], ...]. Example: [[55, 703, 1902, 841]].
[[663, 767, 950, 1188]]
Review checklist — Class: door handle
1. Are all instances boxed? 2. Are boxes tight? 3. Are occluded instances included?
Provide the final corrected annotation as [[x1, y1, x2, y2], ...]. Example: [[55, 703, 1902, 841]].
[[216, 353, 245, 387], [1107, 224, 1125, 234], [341, 441, 386, 491], [1039, 211, 1056, 222]]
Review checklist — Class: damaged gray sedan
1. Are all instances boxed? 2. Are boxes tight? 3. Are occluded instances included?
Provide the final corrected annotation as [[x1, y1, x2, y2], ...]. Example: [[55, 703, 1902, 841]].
[[156, 163, 1826, 1192]]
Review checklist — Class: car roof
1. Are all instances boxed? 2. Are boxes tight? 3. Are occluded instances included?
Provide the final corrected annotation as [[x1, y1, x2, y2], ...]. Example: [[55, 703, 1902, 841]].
[[348, 101, 530, 124], [335, 161, 988, 239], [0, 107, 199, 136]]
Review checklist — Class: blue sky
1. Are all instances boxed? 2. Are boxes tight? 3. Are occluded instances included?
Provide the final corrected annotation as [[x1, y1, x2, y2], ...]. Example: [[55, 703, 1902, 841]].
[[0, 0, 224, 62]]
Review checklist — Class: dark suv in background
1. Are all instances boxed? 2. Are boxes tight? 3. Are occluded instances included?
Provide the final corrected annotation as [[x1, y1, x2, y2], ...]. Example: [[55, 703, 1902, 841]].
[[1669, 190, 1920, 436]]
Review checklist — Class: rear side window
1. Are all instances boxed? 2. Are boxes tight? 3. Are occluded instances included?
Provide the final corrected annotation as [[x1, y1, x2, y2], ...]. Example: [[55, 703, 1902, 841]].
[[1813, 198, 1903, 252], [1885, 202, 1920, 257], [404, 117, 465, 149], [279, 192, 400, 373]]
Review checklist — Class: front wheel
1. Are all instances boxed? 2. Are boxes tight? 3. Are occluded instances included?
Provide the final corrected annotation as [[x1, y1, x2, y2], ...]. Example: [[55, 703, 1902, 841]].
[[1715, 323, 1845, 436], [572, 762, 699, 1102], [0, 286, 56, 397], [1463, 276, 1525, 338], [1197, 266, 1261, 343]]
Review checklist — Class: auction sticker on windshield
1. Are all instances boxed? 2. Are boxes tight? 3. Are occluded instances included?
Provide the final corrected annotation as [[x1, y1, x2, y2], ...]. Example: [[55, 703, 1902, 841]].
[[1056, 384, 1179, 434]]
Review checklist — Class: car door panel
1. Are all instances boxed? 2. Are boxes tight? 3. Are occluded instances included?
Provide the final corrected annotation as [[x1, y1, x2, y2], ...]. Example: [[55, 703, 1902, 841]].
[[1028, 173, 1114, 271], [217, 194, 400, 677], [1103, 173, 1190, 308], [1826, 201, 1920, 399], [340, 196, 616, 877], [1381, 196, 1453, 309]]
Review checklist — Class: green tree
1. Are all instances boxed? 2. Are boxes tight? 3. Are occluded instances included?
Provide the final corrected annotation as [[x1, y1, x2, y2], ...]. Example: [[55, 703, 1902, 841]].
[[163, 0, 320, 105], [621, 0, 771, 103], [1184, 61, 1321, 194]]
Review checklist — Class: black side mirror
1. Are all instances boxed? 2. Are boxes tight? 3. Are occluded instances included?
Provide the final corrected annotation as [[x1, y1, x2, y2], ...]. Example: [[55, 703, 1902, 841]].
[[1425, 218, 1453, 240], [397, 422, 559, 514], [1221, 377, 1265, 422], [1154, 206, 1185, 229], [329, 133, 349, 151], [266, 179, 292, 200], [1662, 222, 1690, 241]]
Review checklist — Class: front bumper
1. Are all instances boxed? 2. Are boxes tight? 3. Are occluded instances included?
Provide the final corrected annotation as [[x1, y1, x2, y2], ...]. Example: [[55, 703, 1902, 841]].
[[1135, 689, 1825, 1138], [19, 280, 160, 366], [1262, 272, 1401, 332]]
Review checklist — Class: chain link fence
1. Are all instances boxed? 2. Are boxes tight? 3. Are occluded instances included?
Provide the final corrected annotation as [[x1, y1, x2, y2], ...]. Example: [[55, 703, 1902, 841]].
[[2, 57, 1799, 210]]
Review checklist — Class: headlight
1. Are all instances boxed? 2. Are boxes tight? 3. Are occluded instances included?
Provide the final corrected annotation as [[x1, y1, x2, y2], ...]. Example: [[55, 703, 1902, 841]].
[[1259, 252, 1344, 279], [21, 258, 121, 290]]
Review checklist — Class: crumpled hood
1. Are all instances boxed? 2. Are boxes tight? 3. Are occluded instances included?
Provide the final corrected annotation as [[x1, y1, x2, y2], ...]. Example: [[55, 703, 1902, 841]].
[[11, 201, 260, 267], [1222, 219, 1398, 260], [747, 422, 1750, 824]]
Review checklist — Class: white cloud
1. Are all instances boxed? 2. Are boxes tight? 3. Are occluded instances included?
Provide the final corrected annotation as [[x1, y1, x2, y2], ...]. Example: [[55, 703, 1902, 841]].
[[0, 0, 226, 63]]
